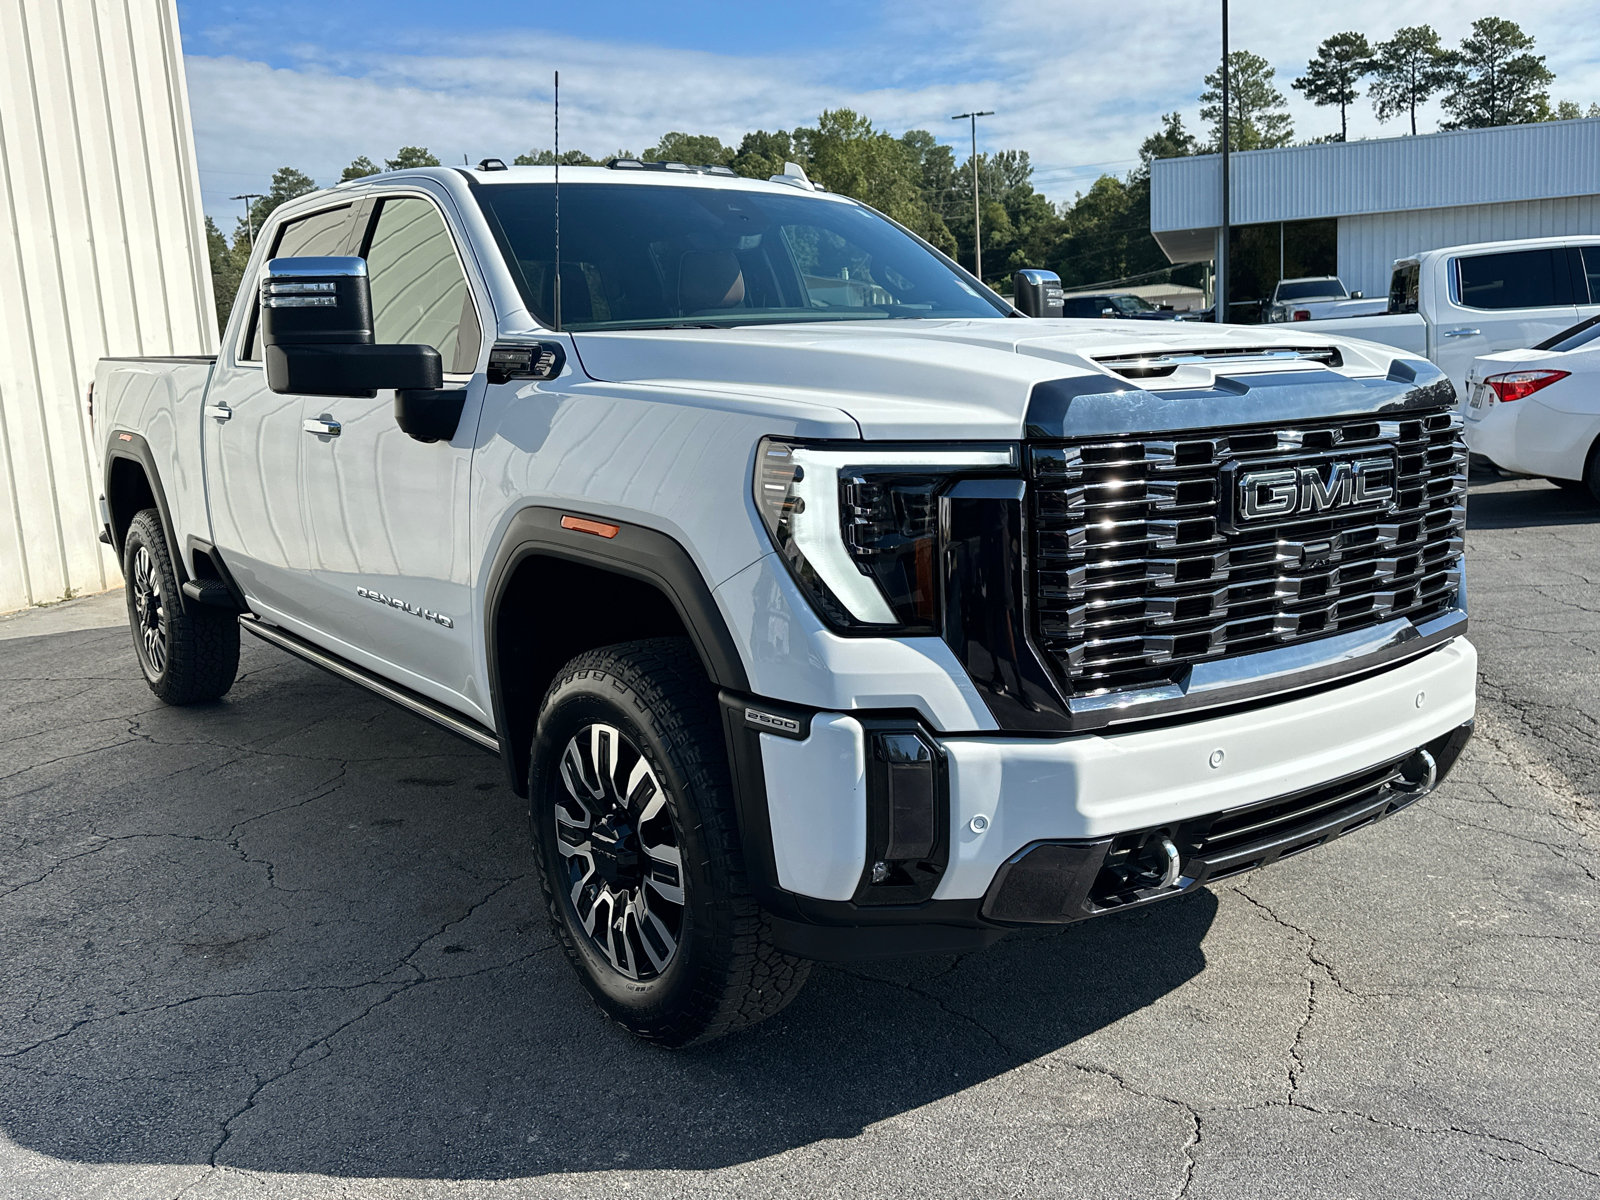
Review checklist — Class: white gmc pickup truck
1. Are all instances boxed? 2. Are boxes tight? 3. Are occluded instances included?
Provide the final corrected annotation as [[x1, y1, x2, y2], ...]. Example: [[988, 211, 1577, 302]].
[[92, 162, 1477, 1046]]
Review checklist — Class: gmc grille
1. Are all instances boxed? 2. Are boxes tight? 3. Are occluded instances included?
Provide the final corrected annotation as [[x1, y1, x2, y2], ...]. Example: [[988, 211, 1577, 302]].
[[1029, 406, 1467, 698]]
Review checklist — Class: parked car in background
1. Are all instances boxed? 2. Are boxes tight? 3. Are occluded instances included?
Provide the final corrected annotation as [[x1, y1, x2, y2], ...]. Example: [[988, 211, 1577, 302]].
[[1059, 292, 1182, 320], [1298, 236, 1600, 397], [1463, 313, 1600, 500], [1265, 276, 1387, 323]]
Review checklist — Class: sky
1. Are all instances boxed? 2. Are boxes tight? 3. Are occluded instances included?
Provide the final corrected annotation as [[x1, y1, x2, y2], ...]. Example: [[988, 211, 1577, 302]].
[[179, 0, 1600, 233]]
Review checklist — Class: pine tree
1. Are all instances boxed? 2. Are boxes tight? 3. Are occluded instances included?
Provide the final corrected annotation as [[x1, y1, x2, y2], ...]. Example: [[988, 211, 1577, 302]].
[[340, 156, 381, 182], [1441, 17, 1555, 129], [1200, 51, 1295, 150], [1293, 32, 1376, 142], [1370, 25, 1455, 135], [385, 146, 441, 170]]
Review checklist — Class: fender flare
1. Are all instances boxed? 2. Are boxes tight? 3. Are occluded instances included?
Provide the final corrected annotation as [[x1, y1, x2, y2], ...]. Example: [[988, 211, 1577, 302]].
[[104, 431, 188, 588], [482, 505, 750, 792]]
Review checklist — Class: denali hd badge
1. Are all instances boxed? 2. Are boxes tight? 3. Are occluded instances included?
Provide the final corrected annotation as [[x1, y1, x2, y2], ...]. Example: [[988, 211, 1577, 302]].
[[1225, 455, 1395, 528], [356, 586, 454, 628]]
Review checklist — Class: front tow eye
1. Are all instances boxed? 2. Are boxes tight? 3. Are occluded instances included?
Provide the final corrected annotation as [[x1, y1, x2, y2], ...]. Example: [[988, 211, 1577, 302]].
[[1152, 836, 1181, 890]]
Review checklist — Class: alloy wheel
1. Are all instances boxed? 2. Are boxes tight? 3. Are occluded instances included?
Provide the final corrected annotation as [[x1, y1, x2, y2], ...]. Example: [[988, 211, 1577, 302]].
[[554, 723, 685, 980], [131, 545, 168, 675]]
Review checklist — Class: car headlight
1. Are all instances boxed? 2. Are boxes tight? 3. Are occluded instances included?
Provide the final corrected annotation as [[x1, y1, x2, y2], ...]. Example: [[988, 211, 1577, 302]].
[[754, 438, 1018, 632]]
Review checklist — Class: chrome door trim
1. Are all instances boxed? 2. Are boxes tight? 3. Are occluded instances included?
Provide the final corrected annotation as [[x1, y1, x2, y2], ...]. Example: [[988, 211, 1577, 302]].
[[239, 615, 499, 751]]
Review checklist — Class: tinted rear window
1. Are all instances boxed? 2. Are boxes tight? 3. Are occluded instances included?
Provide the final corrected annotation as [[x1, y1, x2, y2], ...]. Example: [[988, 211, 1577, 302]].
[[1457, 249, 1573, 310]]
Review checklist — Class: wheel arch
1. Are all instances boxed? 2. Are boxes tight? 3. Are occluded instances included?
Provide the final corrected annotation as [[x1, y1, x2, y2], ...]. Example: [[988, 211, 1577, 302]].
[[105, 433, 186, 586], [483, 507, 750, 796]]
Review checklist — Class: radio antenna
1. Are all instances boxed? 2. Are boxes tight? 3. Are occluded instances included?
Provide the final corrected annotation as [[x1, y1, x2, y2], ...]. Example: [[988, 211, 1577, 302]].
[[552, 69, 561, 332]]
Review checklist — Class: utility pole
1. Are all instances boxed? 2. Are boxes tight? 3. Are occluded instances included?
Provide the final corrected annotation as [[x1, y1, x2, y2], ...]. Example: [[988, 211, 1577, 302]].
[[951, 110, 995, 282], [230, 193, 265, 247], [1216, 0, 1230, 323]]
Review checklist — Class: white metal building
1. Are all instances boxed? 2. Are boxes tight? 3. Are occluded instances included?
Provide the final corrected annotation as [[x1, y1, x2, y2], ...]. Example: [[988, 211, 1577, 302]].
[[1151, 118, 1600, 301], [0, 0, 214, 614]]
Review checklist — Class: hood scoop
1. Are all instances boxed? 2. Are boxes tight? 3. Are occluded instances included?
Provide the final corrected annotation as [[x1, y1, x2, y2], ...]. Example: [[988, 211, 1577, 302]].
[[1096, 345, 1344, 380]]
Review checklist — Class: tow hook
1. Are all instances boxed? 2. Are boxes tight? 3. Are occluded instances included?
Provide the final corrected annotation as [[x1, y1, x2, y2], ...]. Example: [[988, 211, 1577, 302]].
[[1392, 748, 1438, 797]]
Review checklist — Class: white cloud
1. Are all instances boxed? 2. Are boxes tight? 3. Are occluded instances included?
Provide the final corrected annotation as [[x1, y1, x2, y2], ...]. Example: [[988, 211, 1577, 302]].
[[186, 0, 1600, 226]]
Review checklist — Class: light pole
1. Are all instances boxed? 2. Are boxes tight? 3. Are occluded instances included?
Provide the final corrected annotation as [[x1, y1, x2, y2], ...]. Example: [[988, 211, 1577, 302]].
[[230, 193, 265, 247], [951, 110, 995, 282], [1216, 0, 1230, 323]]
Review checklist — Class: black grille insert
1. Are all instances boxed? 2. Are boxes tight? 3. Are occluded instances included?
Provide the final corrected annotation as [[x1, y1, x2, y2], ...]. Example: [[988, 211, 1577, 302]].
[[1029, 406, 1467, 699]]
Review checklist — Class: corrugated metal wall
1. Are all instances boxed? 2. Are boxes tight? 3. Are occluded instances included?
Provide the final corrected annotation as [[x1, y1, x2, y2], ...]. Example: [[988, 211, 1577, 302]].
[[1338, 196, 1600, 299], [1153, 118, 1600, 233], [0, 0, 214, 614]]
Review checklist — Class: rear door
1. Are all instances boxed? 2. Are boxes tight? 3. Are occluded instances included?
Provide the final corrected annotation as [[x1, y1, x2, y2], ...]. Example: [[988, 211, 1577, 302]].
[[1576, 245, 1600, 324], [294, 190, 490, 721], [203, 203, 354, 620], [1433, 247, 1579, 394]]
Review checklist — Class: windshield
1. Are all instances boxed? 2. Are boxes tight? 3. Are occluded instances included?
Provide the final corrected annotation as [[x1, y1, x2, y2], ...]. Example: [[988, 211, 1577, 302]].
[[472, 182, 1009, 330], [1276, 279, 1347, 301], [1108, 295, 1158, 314]]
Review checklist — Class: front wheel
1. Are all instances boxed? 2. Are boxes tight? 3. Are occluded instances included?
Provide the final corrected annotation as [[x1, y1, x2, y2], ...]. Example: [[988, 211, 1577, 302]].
[[123, 509, 239, 704], [529, 639, 809, 1046]]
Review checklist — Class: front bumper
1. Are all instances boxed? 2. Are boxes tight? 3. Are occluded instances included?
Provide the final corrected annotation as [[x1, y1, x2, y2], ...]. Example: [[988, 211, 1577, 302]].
[[730, 637, 1476, 958]]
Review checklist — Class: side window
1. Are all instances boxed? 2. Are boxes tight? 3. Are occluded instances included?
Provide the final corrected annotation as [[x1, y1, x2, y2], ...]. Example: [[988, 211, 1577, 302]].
[[1456, 249, 1573, 311], [239, 205, 353, 361], [1581, 247, 1600, 306], [363, 197, 481, 374], [1388, 262, 1420, 314]]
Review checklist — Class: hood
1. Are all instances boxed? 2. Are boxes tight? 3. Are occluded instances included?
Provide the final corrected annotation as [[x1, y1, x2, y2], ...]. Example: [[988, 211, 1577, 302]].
[[570, 319, 1425, 440]]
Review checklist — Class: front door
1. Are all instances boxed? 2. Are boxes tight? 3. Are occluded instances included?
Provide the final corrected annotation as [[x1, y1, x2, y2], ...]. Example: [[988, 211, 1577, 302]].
[[295, 191, 490, 722], [203, 204, 355, 622]]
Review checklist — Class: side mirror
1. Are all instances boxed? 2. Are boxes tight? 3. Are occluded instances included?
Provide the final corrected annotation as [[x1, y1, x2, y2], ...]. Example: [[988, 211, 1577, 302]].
[[1350, 290, 1364, 299], [1013, 269, 1065, 318], [261, 257, 442, 398]]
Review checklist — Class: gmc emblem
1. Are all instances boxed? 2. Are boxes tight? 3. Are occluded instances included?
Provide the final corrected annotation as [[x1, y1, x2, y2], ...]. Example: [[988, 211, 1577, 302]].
[[1231, 457, 1396, 525]]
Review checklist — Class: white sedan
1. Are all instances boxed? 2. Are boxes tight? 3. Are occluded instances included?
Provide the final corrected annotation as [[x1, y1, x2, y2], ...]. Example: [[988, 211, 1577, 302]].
[[1463, 315, 1600, 501]]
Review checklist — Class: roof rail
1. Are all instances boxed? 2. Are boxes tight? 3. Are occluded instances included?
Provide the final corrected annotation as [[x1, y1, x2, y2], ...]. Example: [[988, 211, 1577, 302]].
[[606, 159, 737, 177]]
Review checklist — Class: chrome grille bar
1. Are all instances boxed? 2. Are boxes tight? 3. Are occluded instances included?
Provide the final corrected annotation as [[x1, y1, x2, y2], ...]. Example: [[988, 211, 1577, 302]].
[[1028, 407, 1467, 697]]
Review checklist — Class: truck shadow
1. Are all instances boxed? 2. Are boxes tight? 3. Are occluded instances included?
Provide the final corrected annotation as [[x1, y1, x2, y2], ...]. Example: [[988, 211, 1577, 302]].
[[1467, 467, 1598, 529], [0, 631, 1216, 1180]]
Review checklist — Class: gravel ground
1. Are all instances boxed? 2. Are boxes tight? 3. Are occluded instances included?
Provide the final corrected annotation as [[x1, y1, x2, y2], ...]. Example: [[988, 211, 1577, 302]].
[[1, 470, 1596, 1199]]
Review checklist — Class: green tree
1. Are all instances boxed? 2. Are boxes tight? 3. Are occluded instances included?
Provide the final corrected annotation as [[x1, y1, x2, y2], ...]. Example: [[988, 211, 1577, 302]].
[[944, 150, 1057, 282], [385, 146, 441, 170], [236, 166, 317, 246], [205, 216, 248, 333], [1370, 25, 1454, 135], [1200, 50, 1295, 150], [1293, 32, 1376, 141], [1441, 17, 1555, 128], [340, 155, 381, 182], [512, 148, 602, 165], [1139, 112, 1198, 164], [642, 132, 733, 166], [729, 130, 800, 179]]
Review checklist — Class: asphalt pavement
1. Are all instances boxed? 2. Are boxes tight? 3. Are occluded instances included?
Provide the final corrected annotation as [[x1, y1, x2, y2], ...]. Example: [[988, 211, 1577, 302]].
[[1, 470, 1597, 1199]]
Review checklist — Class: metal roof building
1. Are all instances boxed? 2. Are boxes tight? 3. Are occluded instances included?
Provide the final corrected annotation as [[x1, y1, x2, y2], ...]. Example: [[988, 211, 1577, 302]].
[[1151, 118, 1600, 303], [0, 0, 213, 613]]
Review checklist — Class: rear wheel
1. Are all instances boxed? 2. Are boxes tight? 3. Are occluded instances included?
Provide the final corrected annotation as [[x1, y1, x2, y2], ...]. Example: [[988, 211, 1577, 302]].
[[528, 639, 809, 1046], [123, 509, 239, 704]]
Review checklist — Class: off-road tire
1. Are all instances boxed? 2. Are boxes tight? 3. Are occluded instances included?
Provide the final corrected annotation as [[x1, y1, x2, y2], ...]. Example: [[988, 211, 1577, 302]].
[[529, 638, 809, 1046], [123, 509, 239, 704]]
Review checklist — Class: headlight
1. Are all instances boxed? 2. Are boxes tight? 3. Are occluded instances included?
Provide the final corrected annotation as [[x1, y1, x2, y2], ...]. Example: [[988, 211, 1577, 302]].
[[754, 438, 1018, 632]]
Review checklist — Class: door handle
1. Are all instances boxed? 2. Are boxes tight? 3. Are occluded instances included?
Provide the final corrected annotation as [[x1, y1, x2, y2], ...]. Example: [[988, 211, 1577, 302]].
[[302, 417, 341, 437], [1443, 328, 1480, 338], [204, 403, 231, 422]]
